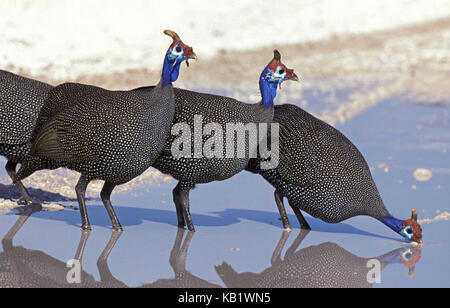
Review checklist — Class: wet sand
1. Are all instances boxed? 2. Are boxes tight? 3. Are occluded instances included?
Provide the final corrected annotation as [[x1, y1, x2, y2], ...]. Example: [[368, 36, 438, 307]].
[[23, 17, 450, 100]]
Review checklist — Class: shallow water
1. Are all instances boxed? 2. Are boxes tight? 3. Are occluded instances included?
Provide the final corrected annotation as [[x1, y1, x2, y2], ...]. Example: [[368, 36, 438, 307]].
[[0, 85, 449, 288]]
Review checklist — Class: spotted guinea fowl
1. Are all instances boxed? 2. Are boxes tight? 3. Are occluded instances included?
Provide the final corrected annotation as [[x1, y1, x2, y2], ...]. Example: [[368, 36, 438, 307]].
[[0, 70, 53, 204], [138, 50, 298, 232], [15, 30, 196, 230], [246, 104, 423, 243]]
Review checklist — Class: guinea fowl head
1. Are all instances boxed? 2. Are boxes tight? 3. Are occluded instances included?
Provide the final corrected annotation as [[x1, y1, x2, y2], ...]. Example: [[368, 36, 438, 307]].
[[400, 209, 423, 244], [380, 209, 423, 244], [161, 30, 197, 87], [259, 49, 298, 108]]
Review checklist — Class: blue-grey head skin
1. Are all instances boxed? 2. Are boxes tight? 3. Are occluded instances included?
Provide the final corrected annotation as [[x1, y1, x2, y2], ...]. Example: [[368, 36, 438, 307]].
[[161, 30, 197, 88], [259, 49, 299, 108], [379, 209, 423, 243]]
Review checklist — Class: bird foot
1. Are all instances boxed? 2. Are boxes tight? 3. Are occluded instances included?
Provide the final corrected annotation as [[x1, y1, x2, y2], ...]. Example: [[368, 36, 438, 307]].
[[111, 224, 123, 232], [81, 224, 92, 231], [14, 203, 43, 215], [17, 196, 41, 207]]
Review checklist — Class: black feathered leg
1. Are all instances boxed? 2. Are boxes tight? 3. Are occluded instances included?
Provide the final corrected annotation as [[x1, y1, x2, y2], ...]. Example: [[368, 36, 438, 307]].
[[100, 182, 122, 230], [288, 201, 311, 230], [173, 183, 195, 232], [172, 184, 186, 228], [5, 160, 40, 206], [75, 175, 91, 231], [274, 190, 291, 230]]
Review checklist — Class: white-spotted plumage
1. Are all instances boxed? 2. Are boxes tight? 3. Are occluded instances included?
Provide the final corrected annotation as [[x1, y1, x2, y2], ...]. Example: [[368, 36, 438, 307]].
[[247, 104, 390, 225], [0, 70, 52, 161]]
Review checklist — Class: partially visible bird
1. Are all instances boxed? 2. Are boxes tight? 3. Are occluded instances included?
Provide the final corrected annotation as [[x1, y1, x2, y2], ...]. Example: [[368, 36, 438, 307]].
[[247, 104, 423, 243], [15, 30, 197, 230], [140, 50, 298, 231], [0, 70, 53, 204]]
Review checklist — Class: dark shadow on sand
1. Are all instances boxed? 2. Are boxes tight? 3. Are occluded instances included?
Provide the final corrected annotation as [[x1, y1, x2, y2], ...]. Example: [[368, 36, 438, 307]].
[[0, 183, 76, 202]]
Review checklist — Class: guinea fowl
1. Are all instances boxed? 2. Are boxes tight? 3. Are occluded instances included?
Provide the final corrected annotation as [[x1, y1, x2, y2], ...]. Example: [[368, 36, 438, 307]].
[[139, 50, 298, 232], [0, 70, 53, 204], [15, 30, 196, 230], [246, 104, 423, 243]]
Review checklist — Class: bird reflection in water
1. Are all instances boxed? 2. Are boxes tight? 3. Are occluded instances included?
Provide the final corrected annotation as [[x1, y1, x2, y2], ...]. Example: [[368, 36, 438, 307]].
[[141, 229, 221, 288], [0, 208, 421, 288], [0, 208, 219, 288], [0, 206, 97, 287], [215, 229, 422, 288]]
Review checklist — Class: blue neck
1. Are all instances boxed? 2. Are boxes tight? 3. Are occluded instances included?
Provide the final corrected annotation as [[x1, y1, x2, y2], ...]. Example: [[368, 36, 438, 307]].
[[162, 53, 182, 88], [259, 66, 278, 108], [379, 215, 404, 234]]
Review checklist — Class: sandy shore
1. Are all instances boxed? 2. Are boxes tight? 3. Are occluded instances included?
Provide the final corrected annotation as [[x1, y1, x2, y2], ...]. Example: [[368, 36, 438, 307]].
[[13, 16, 448, 129], [15, 17, 446, 103]]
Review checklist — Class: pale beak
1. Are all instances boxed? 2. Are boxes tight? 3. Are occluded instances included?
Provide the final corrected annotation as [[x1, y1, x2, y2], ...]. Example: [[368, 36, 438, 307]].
[[185, 51, 197, 61], [287, 72, 299, 82]]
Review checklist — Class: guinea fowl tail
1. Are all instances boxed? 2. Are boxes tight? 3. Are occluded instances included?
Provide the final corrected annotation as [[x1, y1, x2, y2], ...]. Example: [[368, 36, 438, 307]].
[[15, 155, 59, 182]]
